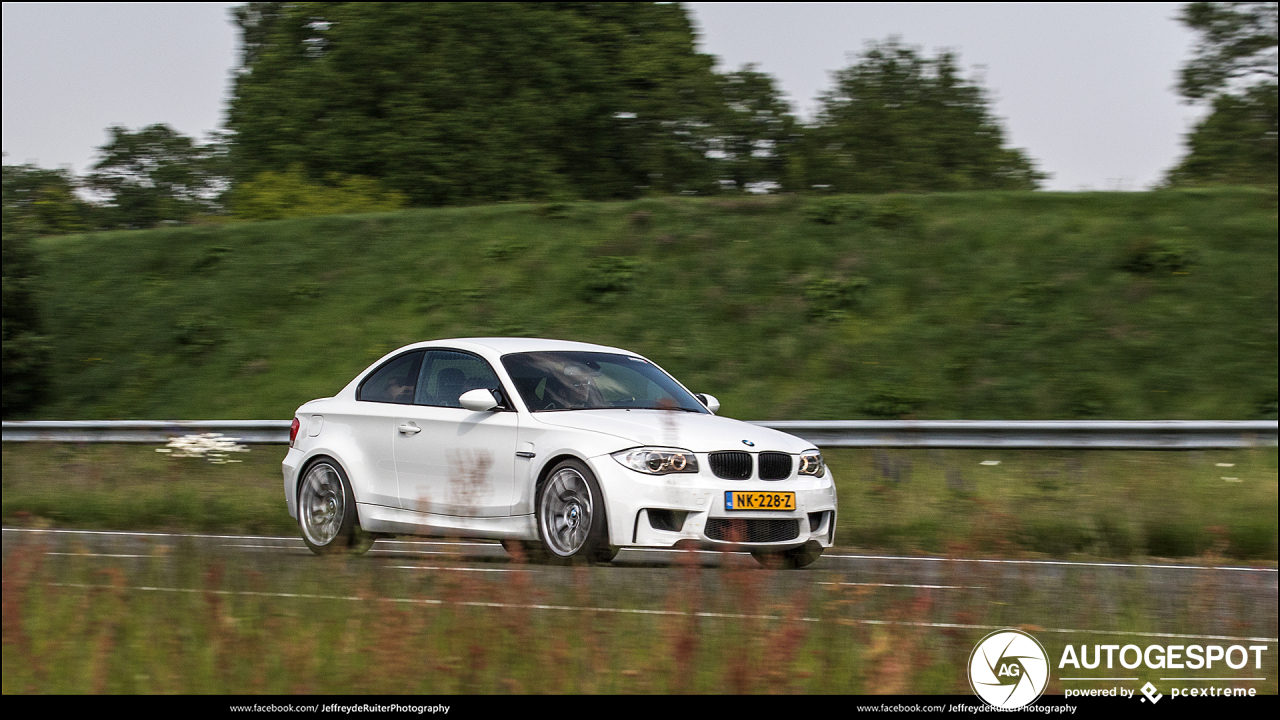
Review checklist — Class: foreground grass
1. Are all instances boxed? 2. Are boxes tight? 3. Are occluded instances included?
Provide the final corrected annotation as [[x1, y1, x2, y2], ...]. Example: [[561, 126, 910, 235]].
[[3, 444, 1275, 560], [3, 534, 1275, 695], [25, 189, 1278, 422]]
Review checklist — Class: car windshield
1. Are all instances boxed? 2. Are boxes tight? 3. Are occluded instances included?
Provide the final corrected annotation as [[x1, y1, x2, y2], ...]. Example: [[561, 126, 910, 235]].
[[501, 351, 708, 413]]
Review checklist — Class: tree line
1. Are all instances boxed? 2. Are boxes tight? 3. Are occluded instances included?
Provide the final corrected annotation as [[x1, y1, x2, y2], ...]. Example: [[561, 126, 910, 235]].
[[3, 1, 1275, 236]]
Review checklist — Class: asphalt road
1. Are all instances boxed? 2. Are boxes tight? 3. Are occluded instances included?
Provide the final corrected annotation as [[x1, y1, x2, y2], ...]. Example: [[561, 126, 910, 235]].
[[4, 526, 1276, 647]]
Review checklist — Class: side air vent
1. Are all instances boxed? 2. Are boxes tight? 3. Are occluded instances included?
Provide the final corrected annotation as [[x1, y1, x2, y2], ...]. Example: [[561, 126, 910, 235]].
[[808, 511, 828, 533], [647, 509, 688, 532]]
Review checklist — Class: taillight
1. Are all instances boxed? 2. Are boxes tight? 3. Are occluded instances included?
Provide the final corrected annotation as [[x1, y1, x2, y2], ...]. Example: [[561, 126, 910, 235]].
[[289, 417, 300, 447]]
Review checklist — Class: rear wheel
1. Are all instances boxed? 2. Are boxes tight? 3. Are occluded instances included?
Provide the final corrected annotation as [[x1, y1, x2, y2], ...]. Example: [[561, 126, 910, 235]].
[[298, 458, 374, 556], [537, 459, 610, 563]]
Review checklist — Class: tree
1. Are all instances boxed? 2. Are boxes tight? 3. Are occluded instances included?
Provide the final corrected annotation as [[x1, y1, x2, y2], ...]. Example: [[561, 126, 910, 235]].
[[85, 124, 228, 228], [802, 39, 1045, 193], [712, 65, 799, 192], [1177, 2, 1277, 101], [1166, 83, 1277, 186], [2, 162, 94, 235], [2, 228, 52, 417], [1166, 2, 1277, 186], [226, 3, 723, 205]]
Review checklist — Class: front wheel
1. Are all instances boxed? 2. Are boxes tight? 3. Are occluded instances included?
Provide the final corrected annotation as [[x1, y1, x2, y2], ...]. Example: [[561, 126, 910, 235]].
[[298, 458, 374, 556], [501, 539, 548, 563], [537, 459, 609, 563]]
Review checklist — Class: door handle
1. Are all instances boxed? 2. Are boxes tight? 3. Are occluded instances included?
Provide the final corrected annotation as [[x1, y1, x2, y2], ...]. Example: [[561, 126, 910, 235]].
[[398, 423, 421, 435]]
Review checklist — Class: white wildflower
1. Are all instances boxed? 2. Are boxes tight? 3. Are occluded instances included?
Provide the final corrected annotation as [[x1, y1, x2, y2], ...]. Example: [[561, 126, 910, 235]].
[[156, 433, 250, 463]]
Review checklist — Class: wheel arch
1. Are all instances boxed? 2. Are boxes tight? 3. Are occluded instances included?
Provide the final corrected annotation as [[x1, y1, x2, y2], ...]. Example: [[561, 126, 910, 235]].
[[294, 452, 368, 529], [534, 452, 597, 501], [533, 452, 613, 544]]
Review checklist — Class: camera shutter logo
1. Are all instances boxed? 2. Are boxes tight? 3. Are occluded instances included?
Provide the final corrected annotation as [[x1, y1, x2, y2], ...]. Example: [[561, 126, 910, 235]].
[[968, 629, 1049, 708]]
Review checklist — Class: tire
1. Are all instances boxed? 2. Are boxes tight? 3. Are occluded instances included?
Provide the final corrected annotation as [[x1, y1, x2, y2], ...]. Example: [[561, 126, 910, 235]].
[[297, 458, 374, 556], [536, 459, 609, 563], [502, 538, 614, 564], [752, 541, 823, 569], [500, 539, 549, 563]]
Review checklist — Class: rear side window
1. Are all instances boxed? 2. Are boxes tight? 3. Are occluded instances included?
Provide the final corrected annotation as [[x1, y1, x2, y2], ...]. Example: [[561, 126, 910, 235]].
[[357, 351, 424, 404], [414, 350, 503, 408]]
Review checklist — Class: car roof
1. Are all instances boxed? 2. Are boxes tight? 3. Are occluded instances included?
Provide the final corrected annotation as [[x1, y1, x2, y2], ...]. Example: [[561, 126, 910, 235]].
[[335, 337, 663, 404], [407, 337, 639, 357]]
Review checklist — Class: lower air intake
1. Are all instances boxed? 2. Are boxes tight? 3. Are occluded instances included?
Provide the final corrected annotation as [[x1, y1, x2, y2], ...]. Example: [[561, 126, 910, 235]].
[[705, 518, 800, 543]]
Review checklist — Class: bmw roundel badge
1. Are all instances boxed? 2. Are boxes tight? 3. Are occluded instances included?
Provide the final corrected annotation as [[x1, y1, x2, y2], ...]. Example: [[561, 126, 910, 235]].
[[742, 440, 755, 447]]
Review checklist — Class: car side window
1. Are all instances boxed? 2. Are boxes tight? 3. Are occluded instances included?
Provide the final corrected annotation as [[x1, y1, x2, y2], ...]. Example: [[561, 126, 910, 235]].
[[414, 350, 503, 408], [357, 351, 424, 404]]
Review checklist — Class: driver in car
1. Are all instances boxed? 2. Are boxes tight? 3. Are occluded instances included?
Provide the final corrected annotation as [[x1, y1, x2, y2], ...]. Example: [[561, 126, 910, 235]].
[[546, 363, 605, 409]]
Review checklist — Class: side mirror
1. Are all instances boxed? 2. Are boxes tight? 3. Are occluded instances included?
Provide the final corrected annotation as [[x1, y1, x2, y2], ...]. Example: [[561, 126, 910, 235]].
[[459, 388, 500, 412], [695, 393, 720, 414]]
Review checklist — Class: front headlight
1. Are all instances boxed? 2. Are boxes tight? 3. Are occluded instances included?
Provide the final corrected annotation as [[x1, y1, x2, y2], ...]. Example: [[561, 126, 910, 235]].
[[612, 447, 699, 475], [798, 450, 825, 477]]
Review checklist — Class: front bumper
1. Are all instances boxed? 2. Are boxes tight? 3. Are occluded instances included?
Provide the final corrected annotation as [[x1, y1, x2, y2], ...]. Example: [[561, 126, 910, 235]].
[[588, 454, 838, 550]]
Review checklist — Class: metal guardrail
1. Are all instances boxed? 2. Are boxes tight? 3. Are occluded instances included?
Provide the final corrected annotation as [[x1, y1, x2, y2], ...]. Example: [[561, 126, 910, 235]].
[[751, 420, 1278, 449], [0, 420, 291, 444], [2, 419, 1276, 449]]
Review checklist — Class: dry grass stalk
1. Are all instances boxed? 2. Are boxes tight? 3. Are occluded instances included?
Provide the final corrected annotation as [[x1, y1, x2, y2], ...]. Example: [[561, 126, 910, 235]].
[[88, 567, 126, 693], [1, 543, 40, 654], [664, 548, 703, 693]]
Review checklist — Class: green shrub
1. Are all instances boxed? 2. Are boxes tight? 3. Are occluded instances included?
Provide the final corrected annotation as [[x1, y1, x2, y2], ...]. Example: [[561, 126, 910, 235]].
[[172, 313, 226, 355], [1144, 520, 1208, 558], [870, 194, 921, 229], [861, 385, 927, 418], [803, 276, 869, 320], [1228, 519, 1278, 559], [1119, 239, 1198, 274], [231, 165, 406, 221], [804, 195, 869, 224], [582, 256, 643, 303], [1094, 514, 1137, 557]]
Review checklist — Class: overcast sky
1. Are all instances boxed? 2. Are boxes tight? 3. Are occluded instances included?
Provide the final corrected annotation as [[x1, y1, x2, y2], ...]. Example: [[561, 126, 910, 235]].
[[2, 2, 1206, 191]]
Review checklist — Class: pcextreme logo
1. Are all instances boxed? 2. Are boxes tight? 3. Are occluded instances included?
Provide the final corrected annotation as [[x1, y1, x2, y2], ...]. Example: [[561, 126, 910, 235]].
[[970, 629, 1050, 708]]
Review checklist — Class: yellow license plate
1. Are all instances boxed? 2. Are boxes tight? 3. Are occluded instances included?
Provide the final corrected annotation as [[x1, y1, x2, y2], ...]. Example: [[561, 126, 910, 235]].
[[725, 491, 795, 511]]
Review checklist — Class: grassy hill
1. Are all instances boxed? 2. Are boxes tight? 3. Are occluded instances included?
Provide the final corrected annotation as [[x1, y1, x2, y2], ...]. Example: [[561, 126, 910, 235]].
[[25, 188, 1278, 421]]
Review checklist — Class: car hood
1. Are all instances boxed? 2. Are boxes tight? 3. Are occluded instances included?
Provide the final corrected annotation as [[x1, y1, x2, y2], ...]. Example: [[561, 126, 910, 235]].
[[530, 409, 814, 454]]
